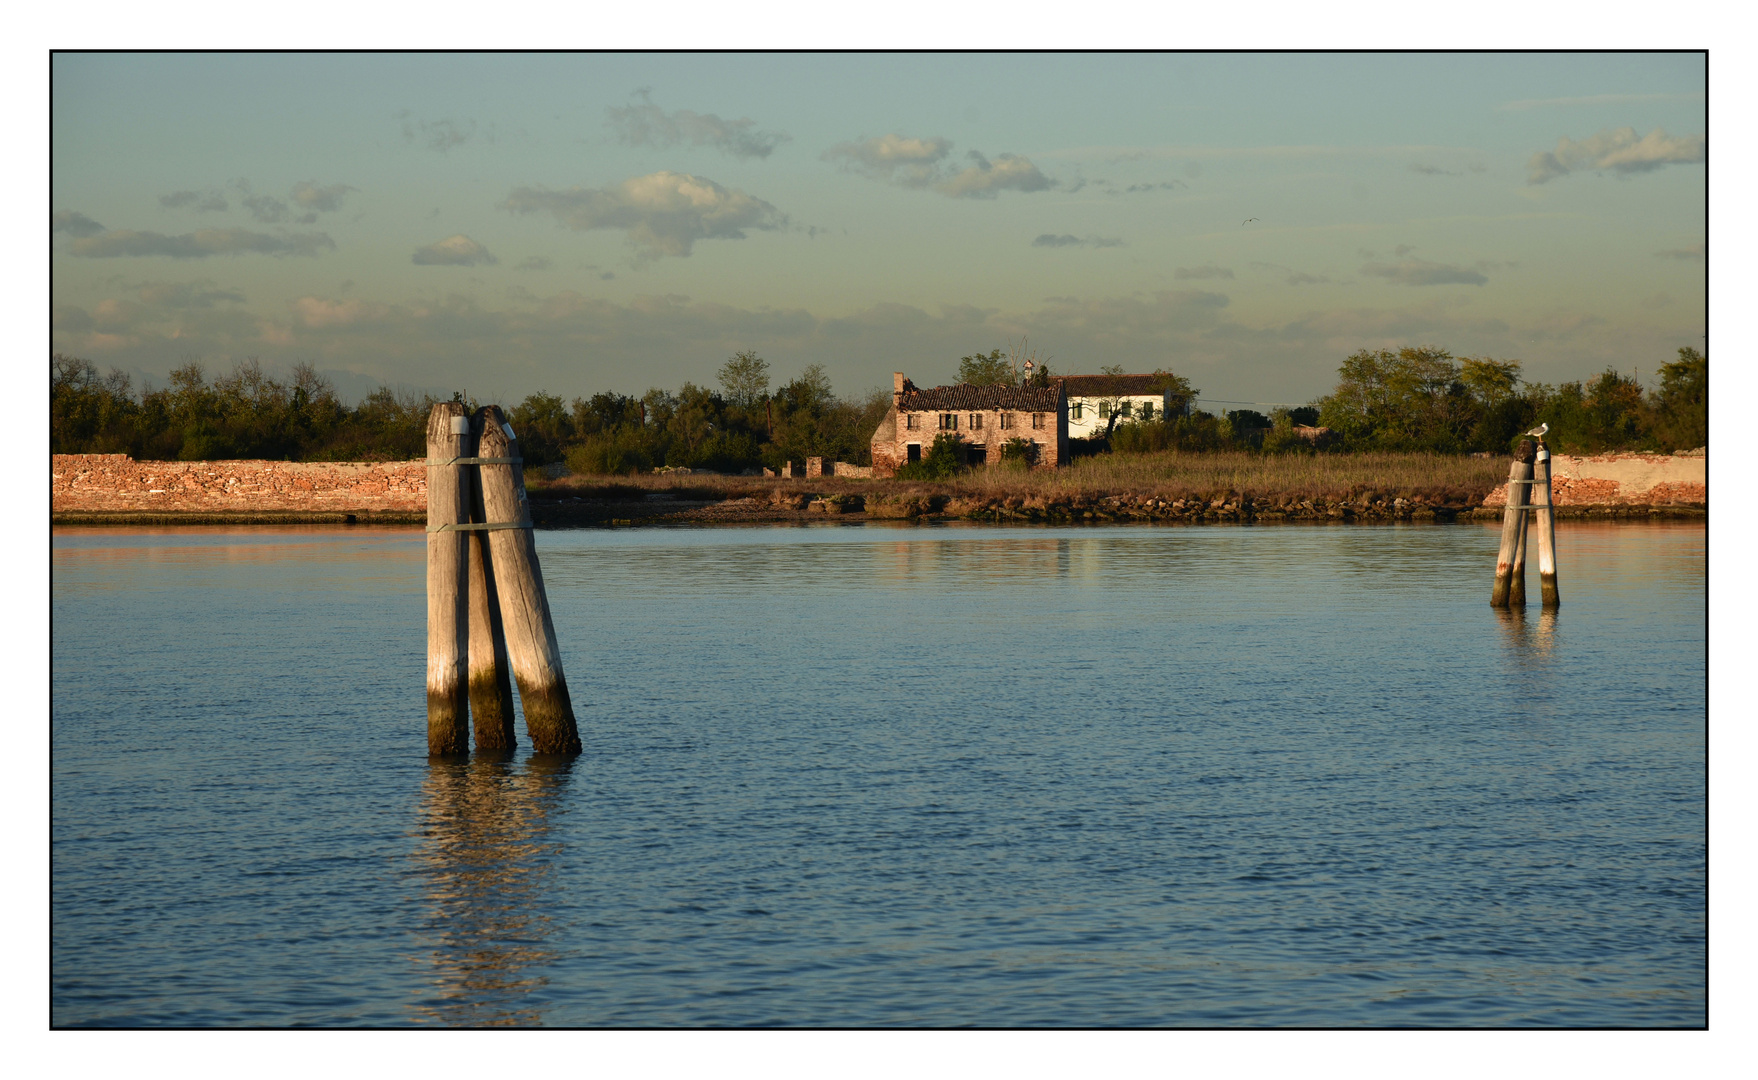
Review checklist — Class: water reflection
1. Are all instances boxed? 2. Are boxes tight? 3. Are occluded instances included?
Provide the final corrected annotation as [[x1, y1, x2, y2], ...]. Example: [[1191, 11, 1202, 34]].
[[1494, 606, 1561, 662], [409, 754, 575, 1026]]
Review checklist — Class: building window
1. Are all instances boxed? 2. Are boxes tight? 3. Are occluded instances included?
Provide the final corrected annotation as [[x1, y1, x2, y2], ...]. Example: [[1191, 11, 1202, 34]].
[[940, 413, 958, 430], [1071, 402, 1084, 420], [968, 443, 987, 465], [970, 413, 983, 430], [1121, 400, 1133, 418], [905, 413, 917, 430], [1000, 412, 1013, 429], [1142, 400, 1155, 421], [907, 443, 921, 463], [1031, 412, 1044, 430], [1099, 402, 1111, 419]]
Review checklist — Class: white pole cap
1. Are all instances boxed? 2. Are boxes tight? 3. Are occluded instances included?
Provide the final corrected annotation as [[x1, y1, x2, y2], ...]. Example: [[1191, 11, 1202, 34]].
[[449, 416, 471, 434]]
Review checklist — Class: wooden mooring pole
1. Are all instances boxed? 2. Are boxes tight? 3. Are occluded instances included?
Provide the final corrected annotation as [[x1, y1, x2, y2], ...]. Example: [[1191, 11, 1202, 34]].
[[1491, 439, 1537, 608], [1533, 445, 1561, 608], [426, 402, 472, 755], [1509, 482, 1530, 608], [476, 406, 582, 755], [466, 410, 518, 751]]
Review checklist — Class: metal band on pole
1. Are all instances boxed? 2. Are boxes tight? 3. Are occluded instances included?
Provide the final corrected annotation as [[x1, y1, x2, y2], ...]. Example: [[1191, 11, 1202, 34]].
[[426, 519, 533, 533], [426, 456, 523, 467]]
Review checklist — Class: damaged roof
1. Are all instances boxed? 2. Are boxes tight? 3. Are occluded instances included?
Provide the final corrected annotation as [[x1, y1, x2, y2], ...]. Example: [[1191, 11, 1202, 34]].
[[897, 383, 1064, 411]]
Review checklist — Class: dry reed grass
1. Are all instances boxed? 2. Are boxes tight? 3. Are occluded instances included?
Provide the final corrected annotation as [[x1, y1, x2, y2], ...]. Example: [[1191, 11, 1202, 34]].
[[535, 452, 1510, 506]]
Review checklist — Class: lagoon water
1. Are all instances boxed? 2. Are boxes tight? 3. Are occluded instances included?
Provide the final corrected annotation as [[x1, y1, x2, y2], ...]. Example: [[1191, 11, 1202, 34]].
[[52, 521, 1705, 1027]]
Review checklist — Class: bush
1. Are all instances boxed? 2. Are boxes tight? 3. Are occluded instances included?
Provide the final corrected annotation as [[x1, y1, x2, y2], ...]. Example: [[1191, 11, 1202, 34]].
[[895, 432, 966, 480], [566, 428, 654, 475]]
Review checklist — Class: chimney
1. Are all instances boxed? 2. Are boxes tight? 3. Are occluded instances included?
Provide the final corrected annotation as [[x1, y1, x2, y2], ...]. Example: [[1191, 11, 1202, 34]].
[[893, 371, 906, 395]]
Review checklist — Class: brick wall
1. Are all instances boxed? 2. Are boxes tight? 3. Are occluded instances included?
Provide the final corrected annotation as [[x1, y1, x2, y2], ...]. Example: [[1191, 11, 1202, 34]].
[[870, 406, 1067, 477], [52, 454, 427, 513]]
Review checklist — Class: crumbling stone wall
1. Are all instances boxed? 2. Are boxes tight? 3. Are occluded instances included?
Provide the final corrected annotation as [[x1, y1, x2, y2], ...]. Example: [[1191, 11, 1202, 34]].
[[1481, 451, 1706, 507], [51, 454, 426, 513]]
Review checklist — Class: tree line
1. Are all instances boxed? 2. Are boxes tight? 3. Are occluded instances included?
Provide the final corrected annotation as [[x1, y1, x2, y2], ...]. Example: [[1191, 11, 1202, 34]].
[[1099, 346, 1706, 457], [50, 351, 891, 475], [50, 343, 1706, 472]]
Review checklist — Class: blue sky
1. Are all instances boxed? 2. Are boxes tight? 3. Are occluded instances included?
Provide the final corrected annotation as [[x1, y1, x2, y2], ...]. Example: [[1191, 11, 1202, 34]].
[[51, 52, 1706, 409]]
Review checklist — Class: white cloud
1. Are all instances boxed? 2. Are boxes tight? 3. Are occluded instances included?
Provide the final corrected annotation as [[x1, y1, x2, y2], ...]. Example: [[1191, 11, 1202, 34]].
[[68, 228, 336, 259], [823, 133, 953, 188], [607, 93, 788, 160], [1527, 126, 1705, 184], [936, 152, 1054, 198], [291, 181, 356, 213], [412, 234, 498, 266], [825, 135, 1052, 199], [501, 171, 787, 259]]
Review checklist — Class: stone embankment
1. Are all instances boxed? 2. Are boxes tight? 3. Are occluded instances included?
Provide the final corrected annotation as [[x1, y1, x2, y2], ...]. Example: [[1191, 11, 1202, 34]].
[[52, 454, 426, 523]]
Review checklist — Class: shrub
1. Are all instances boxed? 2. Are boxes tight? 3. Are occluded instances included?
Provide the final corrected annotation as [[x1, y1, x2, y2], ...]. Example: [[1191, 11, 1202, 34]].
[[895, 432, 966, 480]]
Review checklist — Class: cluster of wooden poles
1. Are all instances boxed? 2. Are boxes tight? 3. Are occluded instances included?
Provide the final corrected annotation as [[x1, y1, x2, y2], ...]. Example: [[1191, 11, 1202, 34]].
[[426, 402, 580, 756], [1491, 437, 1561, 609]]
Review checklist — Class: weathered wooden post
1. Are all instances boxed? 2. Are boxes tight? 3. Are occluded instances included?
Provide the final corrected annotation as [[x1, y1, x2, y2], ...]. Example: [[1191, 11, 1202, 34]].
[[467, 408, 518, 751], [477, 406, 582, 755], [1491, 440, 1536, 608], [426, 402, 472, 755], [1533, 444, 1561, 608], [1509, 486, 1530, 608]]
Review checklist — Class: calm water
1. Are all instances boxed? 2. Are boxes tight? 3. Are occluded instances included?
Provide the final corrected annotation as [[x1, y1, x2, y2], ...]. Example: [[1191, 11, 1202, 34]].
[[51, 521, 1705, 1027]]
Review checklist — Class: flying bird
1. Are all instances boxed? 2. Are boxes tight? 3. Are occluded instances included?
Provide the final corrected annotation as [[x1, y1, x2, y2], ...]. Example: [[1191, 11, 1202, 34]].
[[1524, 423, 1549, 438], [1242, 218, 1259, 226]]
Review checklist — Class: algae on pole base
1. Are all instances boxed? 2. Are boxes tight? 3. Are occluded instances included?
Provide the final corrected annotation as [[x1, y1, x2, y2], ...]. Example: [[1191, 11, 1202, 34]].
[[477, 405, 582, 755], [466, 409, 518, 751], [425, 402, 472, 755], [1491, 440, 1536, 608]]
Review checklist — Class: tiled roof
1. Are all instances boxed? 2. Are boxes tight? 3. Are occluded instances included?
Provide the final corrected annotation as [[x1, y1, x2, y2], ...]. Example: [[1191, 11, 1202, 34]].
[[1052, 374, 1182, 397], [897, 383, 1064, 411]]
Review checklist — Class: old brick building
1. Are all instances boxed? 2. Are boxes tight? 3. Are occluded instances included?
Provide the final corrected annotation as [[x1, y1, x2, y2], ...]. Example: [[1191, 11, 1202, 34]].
[[870, 373, 1068, 477]]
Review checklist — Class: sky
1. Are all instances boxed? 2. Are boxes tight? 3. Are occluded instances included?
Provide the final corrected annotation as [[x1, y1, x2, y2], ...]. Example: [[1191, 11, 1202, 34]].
[[50, 52, 1706, 410]]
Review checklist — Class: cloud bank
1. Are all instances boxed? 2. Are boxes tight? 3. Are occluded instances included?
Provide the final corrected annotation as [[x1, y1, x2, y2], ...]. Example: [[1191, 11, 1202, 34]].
[[53, 210, 106, 237], [1527, 126, 1705, 184], [502, 171, 787, 259], [413, 234, 498, 266], [159, 190, 229, 212], [68, 228, 336, 259], [1032, 234, 1124, 249], [1174, 264, 1234, 280], [1359, 258, 1488, 286], [608, 93, 789, 160]]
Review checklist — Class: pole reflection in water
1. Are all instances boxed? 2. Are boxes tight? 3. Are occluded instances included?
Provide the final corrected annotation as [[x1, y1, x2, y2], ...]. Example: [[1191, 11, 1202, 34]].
[[408, 754, 576, 1026], [1495, 606, 1561, 662]]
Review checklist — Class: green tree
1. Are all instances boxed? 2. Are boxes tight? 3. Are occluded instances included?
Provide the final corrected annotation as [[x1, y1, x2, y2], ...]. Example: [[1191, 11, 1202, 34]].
[[717, 349, 771, 408], [1653, 346, 1706, 450], [957, 349, 1013, 386]]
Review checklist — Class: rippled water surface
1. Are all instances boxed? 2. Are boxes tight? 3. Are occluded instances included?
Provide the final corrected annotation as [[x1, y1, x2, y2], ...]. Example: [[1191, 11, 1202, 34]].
[[52, 521, 1705, 1026]]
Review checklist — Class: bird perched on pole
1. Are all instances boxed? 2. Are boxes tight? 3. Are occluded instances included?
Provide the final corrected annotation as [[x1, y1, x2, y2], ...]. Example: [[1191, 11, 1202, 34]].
[[1524, 422, 1549, 439]]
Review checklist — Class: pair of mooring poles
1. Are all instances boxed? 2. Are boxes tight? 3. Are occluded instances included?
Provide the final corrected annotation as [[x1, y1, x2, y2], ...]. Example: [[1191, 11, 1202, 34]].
[[1491, 437, 1560, 609], [426, 401, 581, 756]]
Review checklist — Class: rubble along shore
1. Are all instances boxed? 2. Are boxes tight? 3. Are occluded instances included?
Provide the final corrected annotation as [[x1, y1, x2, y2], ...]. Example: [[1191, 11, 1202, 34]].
[[50, 451, 1705, 528]]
